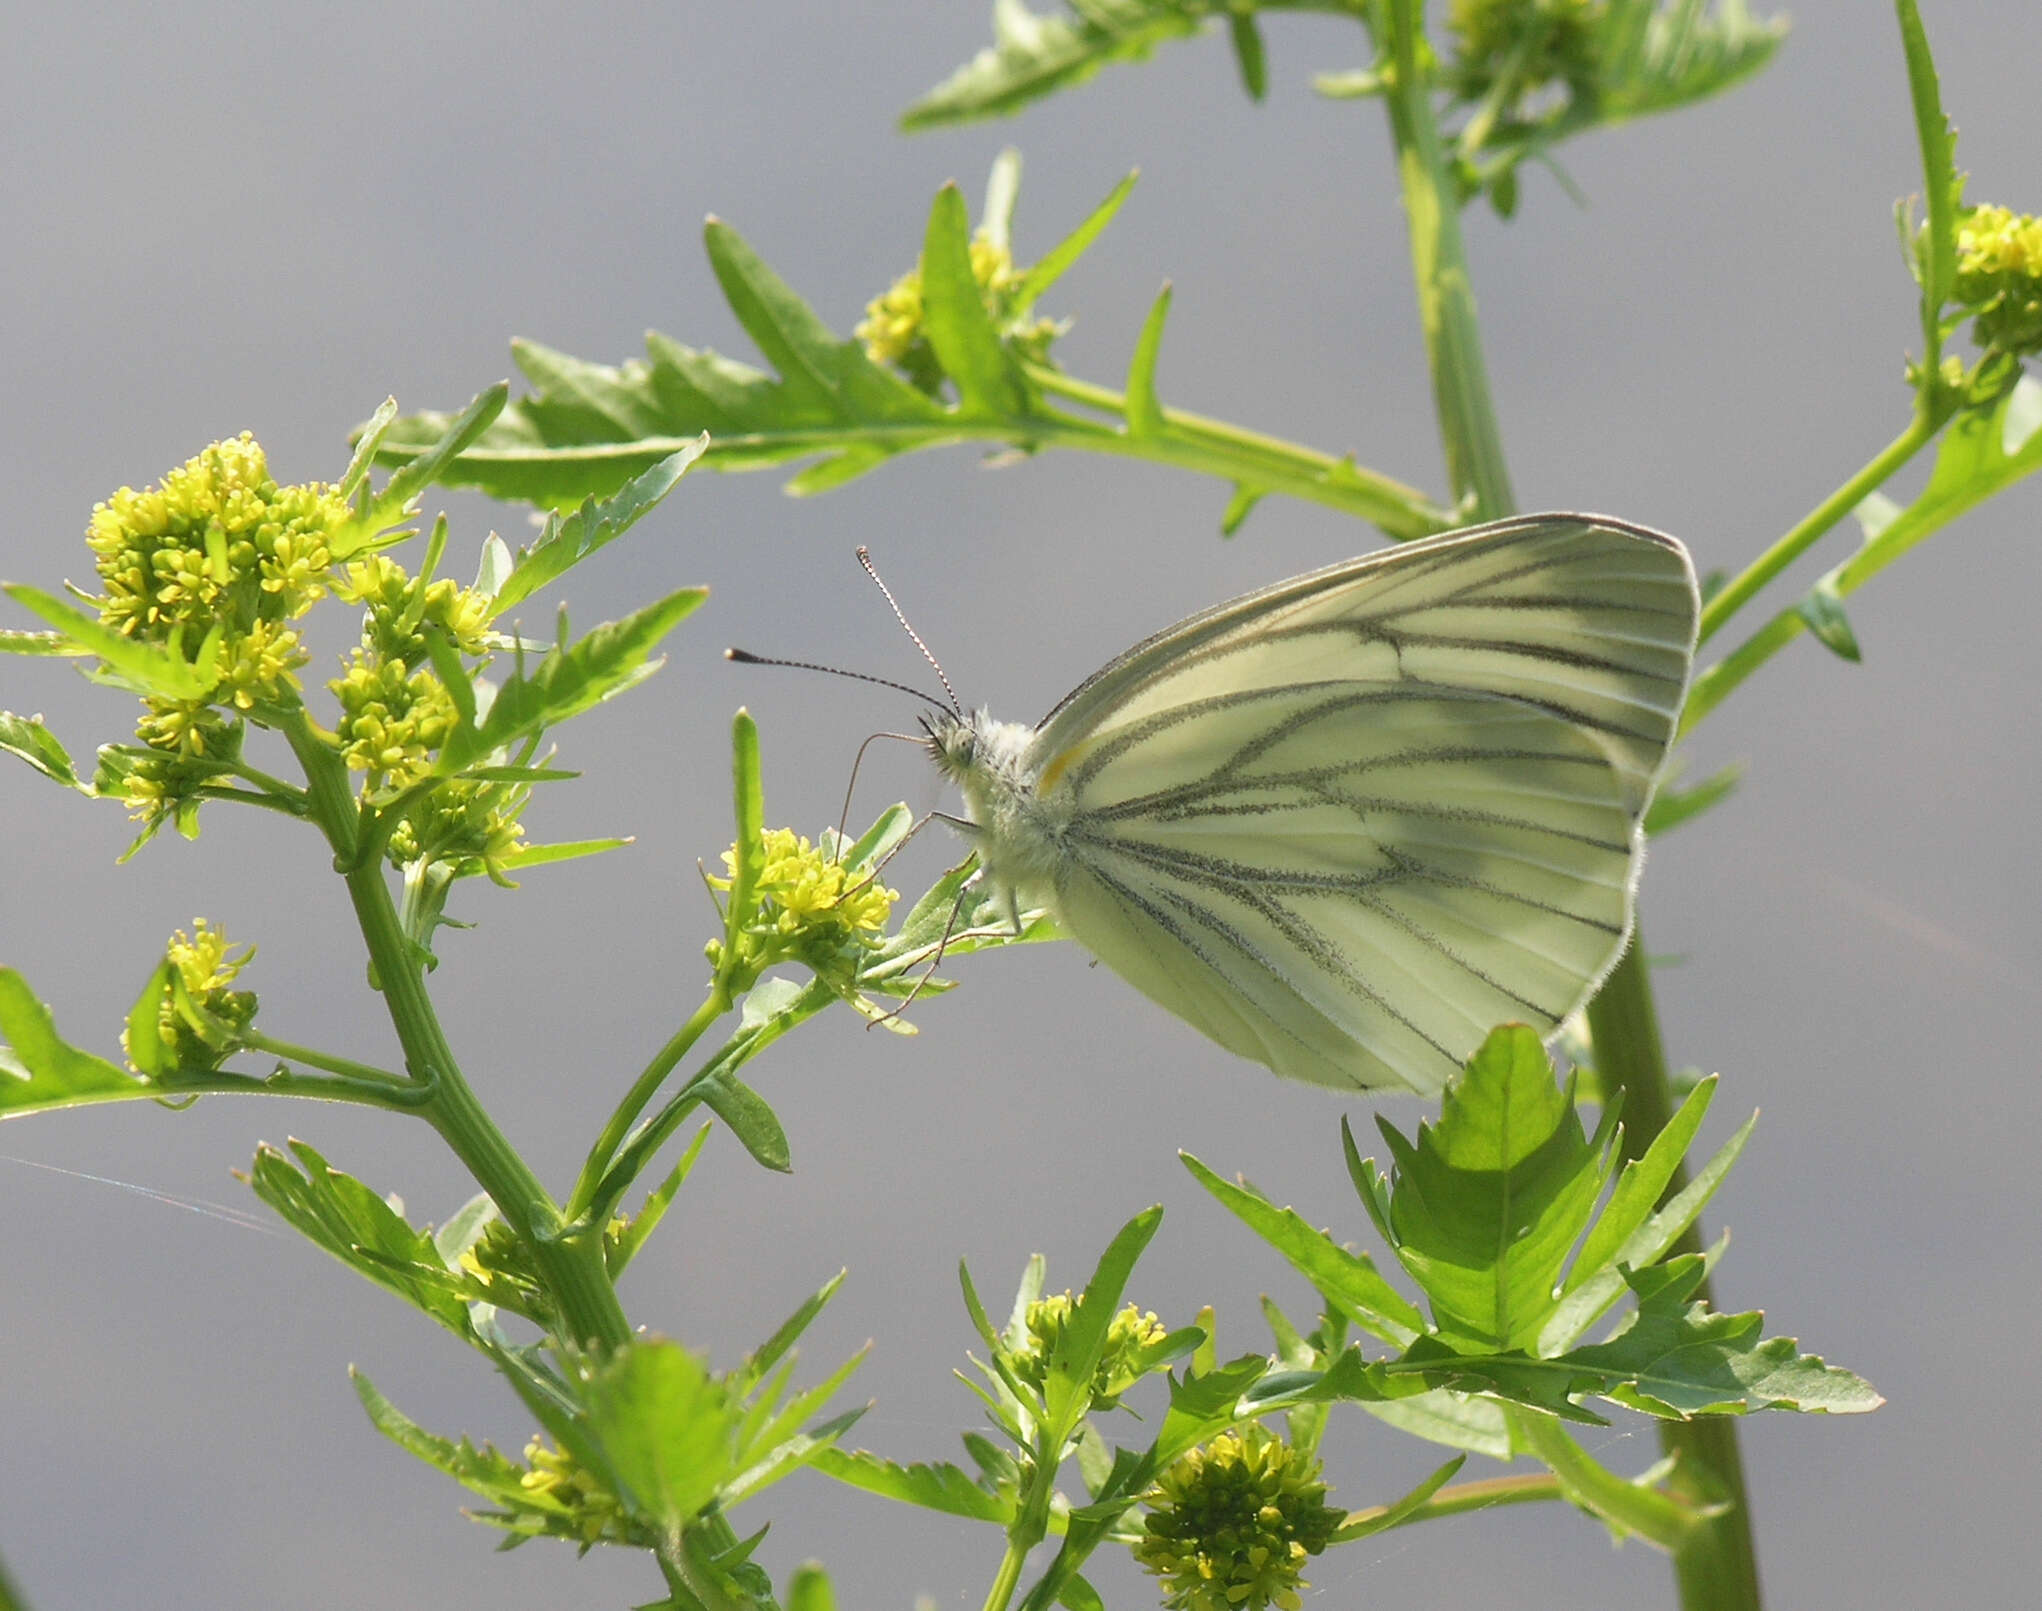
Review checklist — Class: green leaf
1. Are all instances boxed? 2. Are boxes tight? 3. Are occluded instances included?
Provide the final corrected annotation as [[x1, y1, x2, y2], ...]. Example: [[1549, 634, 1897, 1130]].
[[786, 1563, 836, 1611], [580, 1338, 745, 1527], [1539, 1103, 1757, 1354], [438, 587, 707, 775], [0, 968, 153, 1118], [1180, 1152, 1425, 1345], [1643, 758, 1744, 836], [1040, 1205, 1164, 1440], [607, 1124, 711, 1275], [488, 440, 707, 614], [1795, 576, 1861, 662], [245, 1140, 483, 1338], [981, 146, 1025, 254], [1226, 8, 1267, 101], [1016, 169, 1138, 305], [808, 1446, 1013, 1523], [1330, 1455, 1466, 1542], [1895, 0, 1959, 320], [1124, 282, 1172, 439], [1561, 1265, 1884, 1417], [351, 1368, 555, 1522], [1219, 482, 1265, 536], [369, 382, 510, 530], [722, 709, 768, 952], [0, 711, 87, 791], [921, 184, 1030, 416], [0, 629, 91, 657], [902, 0, 1208, 131], [2, 585, 219, 701], [1370, 1026, 1615, 1351], [338, 397, 400, 504], [699, 1070, 792, 1173], [733, 1270, 848, 1398], [494, 836, 634, 874]]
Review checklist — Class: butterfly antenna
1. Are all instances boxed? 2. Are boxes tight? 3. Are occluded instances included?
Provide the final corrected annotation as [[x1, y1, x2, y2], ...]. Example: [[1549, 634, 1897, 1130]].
[[724, 648, 951, 711], [857, 547, 962, 715]]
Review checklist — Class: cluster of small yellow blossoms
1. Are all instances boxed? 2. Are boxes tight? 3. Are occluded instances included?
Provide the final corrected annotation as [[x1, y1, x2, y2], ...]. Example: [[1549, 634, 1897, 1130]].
[[384, 778, 527, 879], [84, 436, 348, 821], [1133, 1424, 1341, 1611], [518, 1435, 641, 1547], [1447, 0, 1603, 101], [328, 652, 459, 791], [704, 828, 897, 991], [1009, 1292, 1169, 1412], [856, 232, 1059, 395], [124, 918, 257, 1073], [325, 556, 495, 795], [1954, 204, 2042, 361]]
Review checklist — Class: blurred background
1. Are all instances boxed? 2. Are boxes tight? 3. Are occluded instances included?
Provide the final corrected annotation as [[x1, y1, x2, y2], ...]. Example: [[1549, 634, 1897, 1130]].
[[2, 2, 2036, 1606]]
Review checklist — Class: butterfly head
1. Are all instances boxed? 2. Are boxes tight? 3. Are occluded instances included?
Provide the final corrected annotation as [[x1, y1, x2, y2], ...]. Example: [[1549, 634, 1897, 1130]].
[[919, 708, 980, 784]]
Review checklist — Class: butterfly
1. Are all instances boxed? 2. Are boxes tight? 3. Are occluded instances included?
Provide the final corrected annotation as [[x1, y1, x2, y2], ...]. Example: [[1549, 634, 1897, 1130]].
[[916, 514, 1698, 1095]]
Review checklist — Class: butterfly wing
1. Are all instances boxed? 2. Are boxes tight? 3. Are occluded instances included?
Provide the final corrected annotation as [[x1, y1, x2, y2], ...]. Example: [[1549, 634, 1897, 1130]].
[[1027, 515, 1698, 1094]]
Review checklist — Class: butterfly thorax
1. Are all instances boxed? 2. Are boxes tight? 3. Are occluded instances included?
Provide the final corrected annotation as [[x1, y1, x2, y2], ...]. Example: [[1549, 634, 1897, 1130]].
[[924, 707, 1071, 902]]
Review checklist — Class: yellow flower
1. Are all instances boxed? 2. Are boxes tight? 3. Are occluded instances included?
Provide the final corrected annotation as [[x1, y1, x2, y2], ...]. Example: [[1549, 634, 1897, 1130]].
[[329, 651, 459, 790], [1955, 204, 2042, 360], [1134, 1425, 1340, 1611], [1010, 1292, 1169, 1411], [126, 919, 258, 1073], [704, 827, 897, 993], [856, 233, 1058, 394]]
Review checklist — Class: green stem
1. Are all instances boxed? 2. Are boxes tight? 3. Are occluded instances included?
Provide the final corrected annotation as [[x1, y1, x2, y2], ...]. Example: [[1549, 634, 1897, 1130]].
[[1380, 0, 1515, 520], [1587, 938, 1762, 1610], [1331, 1472, 1561, 1539], [569, 986, 731, 1219], [239, 1029, 407, 1088], [1697, 411, 1940, 643], [0, 1539, 29, 1611], [279, 711, 630, 1351], [980, 1535, 1031, 1611], [1024, 367, 1449, 537], [1509, 1409, 1703, 1555]]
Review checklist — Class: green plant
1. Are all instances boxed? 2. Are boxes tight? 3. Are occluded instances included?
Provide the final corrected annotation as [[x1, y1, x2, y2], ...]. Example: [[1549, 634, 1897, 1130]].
[[4, 4, 2032, 1609]]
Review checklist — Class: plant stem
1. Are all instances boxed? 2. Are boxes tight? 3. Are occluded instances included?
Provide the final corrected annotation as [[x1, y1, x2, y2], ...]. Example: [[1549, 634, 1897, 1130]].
[[1331, 1471, 1561, 1538], [1023, 367, 1449, 537], [1587, 937, 1762, 1610], [0, 1541, 28, 1611], [1380, 0, 1515, 520], [1697, 411, 1940, 643], [280, 712, 630, 1351], [570, 986, 730, 1219]]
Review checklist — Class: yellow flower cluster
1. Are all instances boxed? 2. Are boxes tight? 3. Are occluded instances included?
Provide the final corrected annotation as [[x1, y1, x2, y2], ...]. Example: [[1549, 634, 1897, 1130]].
[[85, 436, 348, 824], [1955, 204, 2042, 359], [328, 650, 459, 790], [705, 828, 897, 989], [334, 554, 494, 661], [1134, 1424, 1340, 1611], [519, 1435, 639, 1546], [385, 778, 527, 877], [128, 918, 258, 1073], [1010, 1292, 1169, 1412], [856, 233, 1057, 394]]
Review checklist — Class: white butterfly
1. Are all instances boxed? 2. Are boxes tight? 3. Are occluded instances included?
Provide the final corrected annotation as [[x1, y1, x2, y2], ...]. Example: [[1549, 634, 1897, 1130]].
[[920, 514, 1698, 1095]]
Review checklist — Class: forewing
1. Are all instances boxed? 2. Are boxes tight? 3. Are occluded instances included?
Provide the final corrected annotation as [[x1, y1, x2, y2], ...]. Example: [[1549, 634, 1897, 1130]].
[[1033, 515, 1696, 814], [1030, 517, 1698, 1094]]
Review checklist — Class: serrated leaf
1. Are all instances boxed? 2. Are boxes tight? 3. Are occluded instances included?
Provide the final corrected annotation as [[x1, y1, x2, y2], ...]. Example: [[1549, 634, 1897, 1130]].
[[1795, 576, 1861, 662], [0, 968, 153, 1118], [1040, 1206, 1163, 1440], [351, 1368, 547, 1514], [580, 1338, 745, 1526], [1373, 1026, 1614, 1351], [1180, 1153, 1423, 1345], [0, 628, 91, 657], [370, 382, 510, 530], [246, 1139, 482, 1338], [808, 1447, 1013, 1523], [0, 711, 87, 790], [494, 837, 633, 873], [2, 585, 218, 701], [1895, 0, 1959, 318], [438, 587, 706, 774], [902, 0, 1208, 130], [489, 440, 706, 613], [1643, 758, 1743, 836], [1561, 1271, 1883, 1417]]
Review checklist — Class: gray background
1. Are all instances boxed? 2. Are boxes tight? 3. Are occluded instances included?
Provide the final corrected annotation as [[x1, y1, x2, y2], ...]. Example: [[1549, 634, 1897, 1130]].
[[3, 2, 2036, 1606]]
